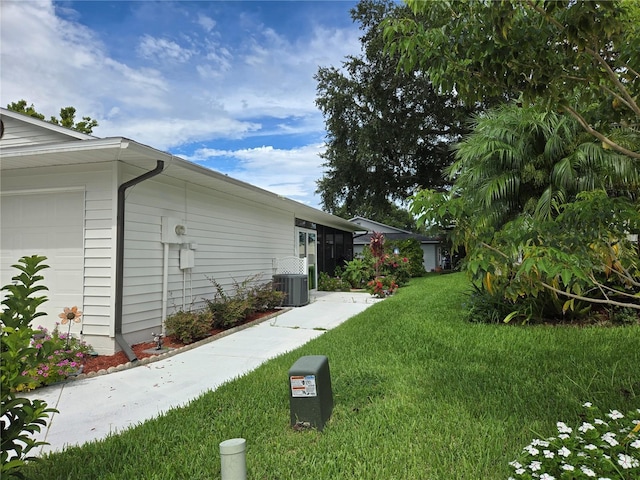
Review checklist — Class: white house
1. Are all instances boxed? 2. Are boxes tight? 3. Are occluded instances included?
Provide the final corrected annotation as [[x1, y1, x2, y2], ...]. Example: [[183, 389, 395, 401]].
[[349, 217, 442, 272], [0, 108, 357, 355]]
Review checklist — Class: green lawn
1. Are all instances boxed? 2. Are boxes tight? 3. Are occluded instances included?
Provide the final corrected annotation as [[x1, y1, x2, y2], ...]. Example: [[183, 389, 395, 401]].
[[25, 273, 639, 479]]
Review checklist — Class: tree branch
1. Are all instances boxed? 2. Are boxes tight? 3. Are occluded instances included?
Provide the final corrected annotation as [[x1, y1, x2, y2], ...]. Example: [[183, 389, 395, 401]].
[[561, 105, 640, 160], [585, 49, 640, 117], [540, 281, 640, 310]]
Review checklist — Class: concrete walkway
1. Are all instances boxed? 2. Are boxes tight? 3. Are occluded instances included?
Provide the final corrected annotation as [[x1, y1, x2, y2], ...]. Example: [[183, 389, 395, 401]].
[[25, 291, 381, 456]]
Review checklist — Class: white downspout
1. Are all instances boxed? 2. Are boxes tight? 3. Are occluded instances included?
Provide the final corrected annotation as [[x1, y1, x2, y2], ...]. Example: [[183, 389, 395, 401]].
[[162, 242, 169, 336]]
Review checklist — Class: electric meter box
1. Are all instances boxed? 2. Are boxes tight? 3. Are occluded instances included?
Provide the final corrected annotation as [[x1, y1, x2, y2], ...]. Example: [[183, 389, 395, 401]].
[[288, 355, 333, 431]]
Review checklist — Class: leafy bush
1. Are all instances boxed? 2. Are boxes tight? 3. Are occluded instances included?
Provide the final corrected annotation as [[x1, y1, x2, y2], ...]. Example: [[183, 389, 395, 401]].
[[205, 274, 284, 328], [366, 276, 398, 298], [164, 310, 212, 344], [205, 276, 255, 328], [385, 238, 427, 277], [317, 272, 351, 292], [341, 257, 374, 288], [383, 254, 412, 286], [509, 403, 640, 479], [1, 256, 57, 479], [17, 325, 92, 392], [251, 281, 286, 310], [609, 307, 640, 326], [462, 284, 519, 324], [359, 232, 413, 296], [467, 192, 640, 323]]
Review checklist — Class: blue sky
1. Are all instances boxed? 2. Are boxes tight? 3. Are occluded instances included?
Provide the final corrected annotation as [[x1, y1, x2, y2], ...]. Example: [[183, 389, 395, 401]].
[[1, 0, 362, 208]]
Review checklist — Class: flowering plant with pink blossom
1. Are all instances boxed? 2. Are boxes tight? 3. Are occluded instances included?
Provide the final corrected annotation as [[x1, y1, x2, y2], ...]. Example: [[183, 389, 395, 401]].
[[509, 403, 640, 479], [366, 276, 398, 298], [16, 324, 92, 392]]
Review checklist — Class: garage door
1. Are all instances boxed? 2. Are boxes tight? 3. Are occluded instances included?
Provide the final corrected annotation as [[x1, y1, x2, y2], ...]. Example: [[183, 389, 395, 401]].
[[1, 191, 84, 328]]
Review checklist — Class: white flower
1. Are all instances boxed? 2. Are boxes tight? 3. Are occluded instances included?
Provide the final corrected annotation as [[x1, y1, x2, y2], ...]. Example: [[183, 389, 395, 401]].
[[630, 439, 640, 448], [578, 422, 595, 433], [543, 449, 555, 458], [529, 461, 542, 472], [617, 453, 637, 469], [531, 439, 550, 447], [597, 478, 612, 480], [561, 464, 575, 471], [558, 447, 571, 458], [607, 410, 624, 420], [580, 466, 596, 477], [515, 468, 525, 475], [557, 422, 572, 434], [540, 474, 555, 480], [583, 444, 598, 450], [525, 445, 539, 456], [558, 434, 570, 440], [594, 418, 607, 425], [601, 432, 619, 446], [509, 460, 522, 469], [583, 402, 592, 408]]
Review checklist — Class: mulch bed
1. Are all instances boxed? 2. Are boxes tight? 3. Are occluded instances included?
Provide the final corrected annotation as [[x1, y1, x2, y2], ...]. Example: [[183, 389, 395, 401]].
[[82, 310, 278, 374]]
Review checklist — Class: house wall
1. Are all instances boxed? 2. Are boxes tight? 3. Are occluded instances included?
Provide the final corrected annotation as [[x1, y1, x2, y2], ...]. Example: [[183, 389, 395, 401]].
[[119, 165, 295, 346], [0, 162, 117, 354], [1, 161, 299, 354], [0, 115, 84, 147]]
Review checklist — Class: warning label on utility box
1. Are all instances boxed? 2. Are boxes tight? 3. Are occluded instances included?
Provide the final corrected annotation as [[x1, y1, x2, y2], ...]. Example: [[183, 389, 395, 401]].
[[290, 375, 317, 397]]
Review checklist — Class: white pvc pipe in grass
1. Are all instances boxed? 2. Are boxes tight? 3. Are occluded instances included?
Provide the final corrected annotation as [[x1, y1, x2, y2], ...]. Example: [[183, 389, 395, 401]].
[[220, 438, 246, 480]]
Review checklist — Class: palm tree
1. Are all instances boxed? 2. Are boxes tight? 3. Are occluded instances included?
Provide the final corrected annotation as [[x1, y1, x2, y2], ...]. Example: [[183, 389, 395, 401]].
[[448, 103, 639, 230]]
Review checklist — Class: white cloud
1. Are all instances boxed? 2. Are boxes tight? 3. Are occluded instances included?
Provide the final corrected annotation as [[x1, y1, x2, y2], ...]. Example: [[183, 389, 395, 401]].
[[197, 13, 216, 33], [0, 0, 360, 207], [187, 143, 327, 206], [137, 35, 195, 63], [0, 1, 171, 121]]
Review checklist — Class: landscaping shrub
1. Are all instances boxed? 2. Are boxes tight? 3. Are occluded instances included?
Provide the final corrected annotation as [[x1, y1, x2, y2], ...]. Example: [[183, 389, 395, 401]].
[[366, 276, 398, 298], [610, 307, 640, 326], [17, 325, 92, 392], [164, 310, 212, 344], [317, 272, 350, 292], [463, 284, 519, 324], [205, 274, 284, 328], [205, 276, 256, 328], [1, 255, 57, 479], [385, 238, 427, 277], [250, 281, 286, 310], [340, 257, 374, 288]]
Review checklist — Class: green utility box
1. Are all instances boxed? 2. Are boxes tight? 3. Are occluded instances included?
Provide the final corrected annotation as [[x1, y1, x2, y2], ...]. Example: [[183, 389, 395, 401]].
[[289, 355, 333, 431]]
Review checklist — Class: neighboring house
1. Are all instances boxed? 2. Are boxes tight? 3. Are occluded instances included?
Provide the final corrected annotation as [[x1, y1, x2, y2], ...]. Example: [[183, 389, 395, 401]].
[[349, 217, 442, 272], [0, 108, 356, 355]]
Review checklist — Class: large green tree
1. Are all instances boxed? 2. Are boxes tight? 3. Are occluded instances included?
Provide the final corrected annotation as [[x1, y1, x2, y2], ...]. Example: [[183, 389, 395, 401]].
[[384, 0, 640, 160], [315, 0, 479, 224], [448, 104, 639, 229], [387, 0, 640, 316], [7, 100, 98, 135]]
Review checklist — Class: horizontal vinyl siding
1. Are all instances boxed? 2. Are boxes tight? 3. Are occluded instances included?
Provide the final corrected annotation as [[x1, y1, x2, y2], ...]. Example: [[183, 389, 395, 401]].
[[82, 175, 115, 344], [0, 115, 83, 147], [0, 163, 116, 353], [120, 173, 173, 337], [119, 172, 294, 338]]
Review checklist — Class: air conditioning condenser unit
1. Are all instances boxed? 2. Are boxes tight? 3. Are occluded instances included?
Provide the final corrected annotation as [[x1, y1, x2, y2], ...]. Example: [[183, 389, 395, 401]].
[[273, 274, 309, 307]]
